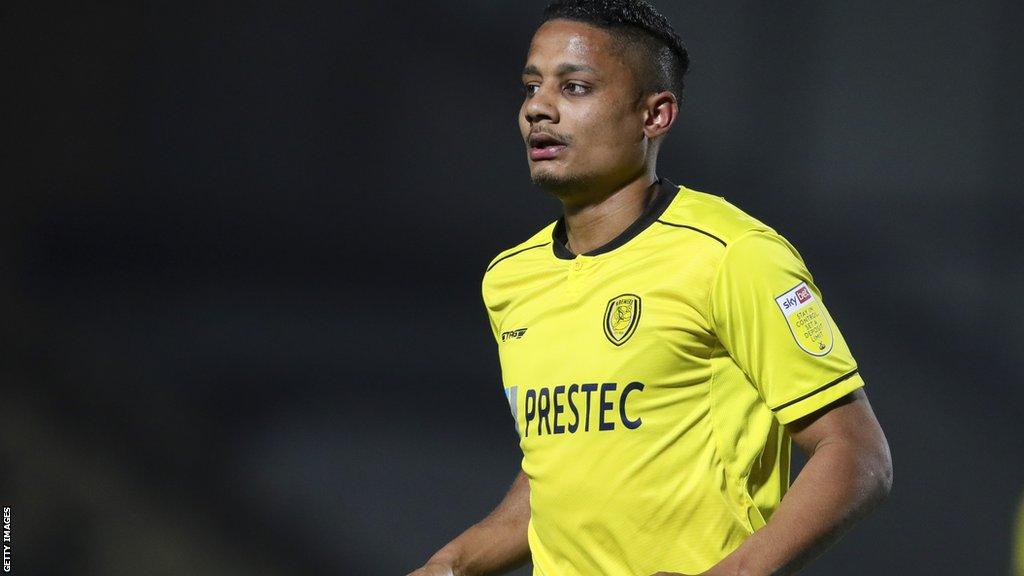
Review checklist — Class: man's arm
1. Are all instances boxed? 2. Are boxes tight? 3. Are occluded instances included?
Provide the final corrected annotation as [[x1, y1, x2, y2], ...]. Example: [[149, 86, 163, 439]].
[[658, 388, 893, 576], [408, 469, 531, 576]]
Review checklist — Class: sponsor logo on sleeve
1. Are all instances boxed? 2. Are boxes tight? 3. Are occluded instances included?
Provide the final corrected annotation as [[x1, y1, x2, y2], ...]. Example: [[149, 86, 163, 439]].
[[775, 282, 834, 356]]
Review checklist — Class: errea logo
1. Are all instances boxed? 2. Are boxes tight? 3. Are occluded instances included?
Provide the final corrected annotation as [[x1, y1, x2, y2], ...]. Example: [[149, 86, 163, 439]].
[[501, 328, 528, 342]]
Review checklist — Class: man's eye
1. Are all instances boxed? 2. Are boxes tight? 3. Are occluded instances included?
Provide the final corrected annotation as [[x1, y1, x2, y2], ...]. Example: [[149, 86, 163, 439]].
[[564, 82, 590, 96], [523, 84, 540, 96]]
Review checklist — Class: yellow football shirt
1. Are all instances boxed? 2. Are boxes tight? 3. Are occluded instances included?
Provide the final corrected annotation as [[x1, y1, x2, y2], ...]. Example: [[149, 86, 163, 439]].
[[481, 179, 864, 575]]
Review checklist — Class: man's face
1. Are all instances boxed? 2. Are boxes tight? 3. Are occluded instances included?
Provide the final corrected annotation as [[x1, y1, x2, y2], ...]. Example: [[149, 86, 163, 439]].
[[519, 19, 648, 196]]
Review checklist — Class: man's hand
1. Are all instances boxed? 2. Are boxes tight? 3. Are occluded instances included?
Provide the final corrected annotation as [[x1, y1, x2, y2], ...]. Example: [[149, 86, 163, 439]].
[[408, 471, 531, 576], [653, 390, 891, 576], [650, 560, 749, 576], [406, 561, 456, 576], [650, 568, 731, 576]]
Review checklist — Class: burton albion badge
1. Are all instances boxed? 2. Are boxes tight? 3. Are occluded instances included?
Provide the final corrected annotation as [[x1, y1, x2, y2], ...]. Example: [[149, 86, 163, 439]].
[[604, 293, 642, 346]]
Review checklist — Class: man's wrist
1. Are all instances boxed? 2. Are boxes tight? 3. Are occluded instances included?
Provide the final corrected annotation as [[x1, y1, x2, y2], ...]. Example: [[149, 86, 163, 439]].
[[427, 550, 464, 576], [711, 534, 767, 576]]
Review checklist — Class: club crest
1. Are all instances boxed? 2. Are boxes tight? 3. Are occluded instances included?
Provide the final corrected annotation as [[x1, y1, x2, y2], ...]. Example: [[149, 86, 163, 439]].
[[603, 293, 642, 346]]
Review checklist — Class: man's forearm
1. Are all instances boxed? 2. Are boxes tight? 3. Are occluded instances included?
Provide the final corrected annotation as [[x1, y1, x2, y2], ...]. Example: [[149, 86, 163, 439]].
[[423, 470, 531, 576], [714, 436, 892, 576]]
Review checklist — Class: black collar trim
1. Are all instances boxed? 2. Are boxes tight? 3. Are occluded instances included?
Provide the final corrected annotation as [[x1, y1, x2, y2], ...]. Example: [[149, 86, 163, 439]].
[[551, 178, 680, 260]]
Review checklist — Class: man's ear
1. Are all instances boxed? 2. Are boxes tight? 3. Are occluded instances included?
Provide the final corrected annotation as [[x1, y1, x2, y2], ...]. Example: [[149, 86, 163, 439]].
[[643, 91, 678, 140]]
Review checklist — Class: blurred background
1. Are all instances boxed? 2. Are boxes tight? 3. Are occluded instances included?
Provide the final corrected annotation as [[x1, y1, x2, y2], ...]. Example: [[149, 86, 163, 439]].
[[4, 1, 1022, 574]]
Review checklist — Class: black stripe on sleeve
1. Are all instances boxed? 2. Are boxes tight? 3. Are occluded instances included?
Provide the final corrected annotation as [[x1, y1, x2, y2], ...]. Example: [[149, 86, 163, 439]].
[[772, 369, 860, 412], [485, 242, 551, 272], [654, 220, 727, 247]]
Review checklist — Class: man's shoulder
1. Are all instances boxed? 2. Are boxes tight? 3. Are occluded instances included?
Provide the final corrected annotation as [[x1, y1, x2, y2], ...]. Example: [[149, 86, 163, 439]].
[[658, 184, 775, 247], [483, 220, 557, 276]]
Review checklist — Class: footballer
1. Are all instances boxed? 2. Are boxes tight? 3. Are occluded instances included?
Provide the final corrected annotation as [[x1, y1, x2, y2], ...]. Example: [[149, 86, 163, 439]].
[[410, 1, 893, 575]]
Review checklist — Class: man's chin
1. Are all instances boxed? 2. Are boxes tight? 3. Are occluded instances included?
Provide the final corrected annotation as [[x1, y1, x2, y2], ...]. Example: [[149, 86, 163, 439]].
[[530, 168, 585, 195]]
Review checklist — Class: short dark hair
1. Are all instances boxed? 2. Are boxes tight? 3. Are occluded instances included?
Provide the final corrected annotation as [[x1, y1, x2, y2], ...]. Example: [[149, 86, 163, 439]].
[[542, 0, 690, 98]]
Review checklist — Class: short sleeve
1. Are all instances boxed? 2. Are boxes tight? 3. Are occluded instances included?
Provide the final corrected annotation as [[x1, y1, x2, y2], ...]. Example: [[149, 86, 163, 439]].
[[709, 231, 864, 424]]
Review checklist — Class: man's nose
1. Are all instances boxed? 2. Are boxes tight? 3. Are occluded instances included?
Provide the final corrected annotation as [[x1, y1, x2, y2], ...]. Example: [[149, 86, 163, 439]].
[[524, 85, 559, 124]]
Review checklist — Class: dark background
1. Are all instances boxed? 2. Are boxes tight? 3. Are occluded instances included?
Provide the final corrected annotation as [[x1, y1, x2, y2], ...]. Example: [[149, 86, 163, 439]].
[[4, 1, 1022, 574]]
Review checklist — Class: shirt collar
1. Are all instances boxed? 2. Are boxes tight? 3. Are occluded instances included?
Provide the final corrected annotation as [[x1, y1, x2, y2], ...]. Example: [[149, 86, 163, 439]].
[[551, 177, 679, 260]]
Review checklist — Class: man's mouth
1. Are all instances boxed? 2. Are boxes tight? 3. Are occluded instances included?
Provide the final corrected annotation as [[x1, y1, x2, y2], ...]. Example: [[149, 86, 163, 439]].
[[528, 132, 568, 161]]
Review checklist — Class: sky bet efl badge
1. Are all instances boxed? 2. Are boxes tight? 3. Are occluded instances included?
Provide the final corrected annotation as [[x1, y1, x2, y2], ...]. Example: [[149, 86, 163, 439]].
[[775, 282, 834, 356], [604, 293, 641, 346]]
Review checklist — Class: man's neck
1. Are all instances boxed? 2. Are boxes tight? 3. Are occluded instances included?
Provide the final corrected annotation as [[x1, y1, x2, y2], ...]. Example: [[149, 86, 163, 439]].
[[561, 173, 660, 256]]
